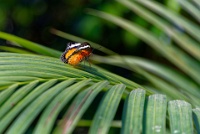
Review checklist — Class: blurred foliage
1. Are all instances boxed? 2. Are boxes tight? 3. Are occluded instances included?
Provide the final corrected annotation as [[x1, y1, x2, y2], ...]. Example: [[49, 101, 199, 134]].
[[0, 0, 178, 55], [0, 0, 199, 98], [0, 0, 200, 133], [0, 0, 184, 84]]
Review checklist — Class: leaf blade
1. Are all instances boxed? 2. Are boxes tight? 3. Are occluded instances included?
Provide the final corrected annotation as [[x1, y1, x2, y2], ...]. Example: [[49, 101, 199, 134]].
[[89, 84, 126, 134], [33, 79, 92, 134], [59, 80, 109, 134], [121, 89, 146, 134], [5, 79, 75, 134], [168, 100, 193, 133], [144, 94, 167, 133]]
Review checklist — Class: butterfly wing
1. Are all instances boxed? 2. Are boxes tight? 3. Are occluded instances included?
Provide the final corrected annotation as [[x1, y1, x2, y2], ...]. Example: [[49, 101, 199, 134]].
[[60, 42, 81, 63]]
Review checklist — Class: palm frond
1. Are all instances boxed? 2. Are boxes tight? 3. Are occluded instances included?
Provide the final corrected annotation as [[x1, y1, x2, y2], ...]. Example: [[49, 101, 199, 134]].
[[87, 9, 200, 84], [0, 53, 138, 133], [168, 100, 193, 133], [136, 0, 200, 42], [92, 55, 200, 106], [89, 84, 125, 134], [0, 31, 61, 57], [0, 52, 199, 133], [121, 89, 145, 134], [117, 0, 200, 61], [1, 0, 200, 133]]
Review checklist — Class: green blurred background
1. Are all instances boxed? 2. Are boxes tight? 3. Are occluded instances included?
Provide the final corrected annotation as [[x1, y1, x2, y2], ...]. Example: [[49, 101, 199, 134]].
[[0, 1, 200, 133], [0, 0, 178, 53], [0, 0, 182, 80]]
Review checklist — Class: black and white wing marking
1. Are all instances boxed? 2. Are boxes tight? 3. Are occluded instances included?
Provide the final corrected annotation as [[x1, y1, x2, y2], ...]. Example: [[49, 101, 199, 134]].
[[78, 42, 91, 51], [66, 42, 81, 50]]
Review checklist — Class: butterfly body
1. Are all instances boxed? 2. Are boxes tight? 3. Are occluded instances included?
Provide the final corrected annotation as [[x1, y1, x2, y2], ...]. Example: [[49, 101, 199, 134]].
[[61, 42, 92, 66]]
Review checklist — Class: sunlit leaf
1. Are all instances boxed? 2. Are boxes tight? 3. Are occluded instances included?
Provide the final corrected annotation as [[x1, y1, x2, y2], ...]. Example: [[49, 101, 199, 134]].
[[168, 100, 193, 133]]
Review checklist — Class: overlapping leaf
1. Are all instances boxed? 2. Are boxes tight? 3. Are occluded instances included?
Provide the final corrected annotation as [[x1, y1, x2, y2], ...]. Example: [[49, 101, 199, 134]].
[[0, 0, 200, 133]]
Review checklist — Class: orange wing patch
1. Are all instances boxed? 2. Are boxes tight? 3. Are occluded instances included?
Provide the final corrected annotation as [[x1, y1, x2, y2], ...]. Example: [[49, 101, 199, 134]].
[[67, 52, 84, 66], [64, 48, 77, 59], [61, 42, 92, 66]]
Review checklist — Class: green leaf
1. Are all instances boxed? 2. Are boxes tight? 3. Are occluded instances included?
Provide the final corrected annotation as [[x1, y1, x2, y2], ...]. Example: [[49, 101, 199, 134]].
[[33, 79, 92, 134], [0, 80, 39, 120], [54, 80, 109, 134], [50, 28, 116, 55], [136, 0, 200, 42], [121, 89, 146, 134], [0, 84, 18, 105], [0, 81, 18, 90], [86, 9, 200, 84], [0, 46, 34, 54], [91, 55, 200, 105], [117, 0, 200, 61], [0, 31, 61, 57], [5, 79, 75, 134], [192, 0, 200, 9], [193, 108, 200, 133], [0, 53, 105, 81], [168, 100, 193, 133], [0, 79, 57, 133], [89, 84, 125, 134], [144, 94, 167, 133], [177, 0, 200, 24], [0, 76, 43, 82]]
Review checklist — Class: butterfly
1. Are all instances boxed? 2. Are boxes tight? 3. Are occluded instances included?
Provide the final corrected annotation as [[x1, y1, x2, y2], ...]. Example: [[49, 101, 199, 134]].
[[61, 42, 93, 66]]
